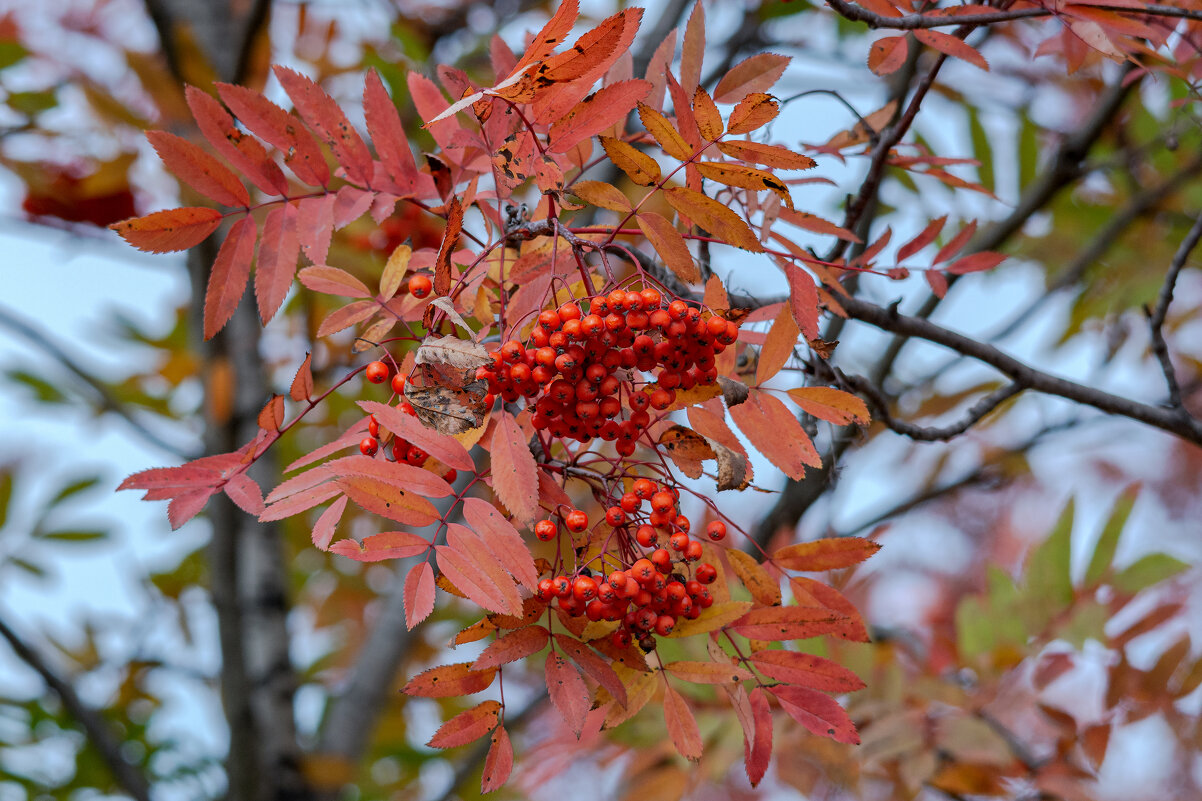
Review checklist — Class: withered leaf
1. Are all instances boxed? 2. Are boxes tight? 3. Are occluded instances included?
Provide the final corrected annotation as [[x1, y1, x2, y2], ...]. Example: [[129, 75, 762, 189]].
[[717, 376, 749, 407], [405, 381, 489, 435], [416, 335, 491, 371]]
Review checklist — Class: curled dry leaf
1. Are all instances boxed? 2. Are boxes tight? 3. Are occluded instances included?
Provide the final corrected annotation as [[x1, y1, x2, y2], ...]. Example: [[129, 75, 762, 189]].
[[717, 376, 749, 407], [404, 382, 490, 436], [657, 424, 748, 490], [415, 334, 491, 370]]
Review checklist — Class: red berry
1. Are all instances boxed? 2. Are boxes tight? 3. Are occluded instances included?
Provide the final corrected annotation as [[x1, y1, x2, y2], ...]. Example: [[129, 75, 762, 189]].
[[706, 315, 728, 336], [572, 575, 598, 602], [640, 288, 662, 309], [535, 519, 558, 541], [538, 310, 562, 331], [612, 629, 632, 648], [655, 615, 676, 636], [650, 491, 675, 514], [669, 532, 689, 552], [537, 578, 555, 601], [368, 416, 380, 438], [696, 563, 717, 584], [650, 548, 673, 573], [605, 506, 626, 526], [684, 541, 704, 562], [635, 525, 657, 548], [631, 559, 656, 584], [365, 361, 389, 384], [409, 274, 432, 298], [359, 437, 378, 456], [443, 469, 458, 483], [391, 374, 406, 394], [706, 521, 727, 541], [633, 478, 657, 499], [552, 576, 571, 598], [565, 509, 589, 533]]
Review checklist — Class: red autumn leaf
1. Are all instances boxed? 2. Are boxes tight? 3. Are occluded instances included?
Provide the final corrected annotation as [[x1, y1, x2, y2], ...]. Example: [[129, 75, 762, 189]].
[[185, 85, 289, 196], [553, 634, 627, 707], [693, 85, 724, 141], [434, 196, 462, 297], [783, 262, 821, 342], [444, 524, 524, 615], [730, 605, 850, 641], [914, 29, 989, 71], [934, 219, 979, 263], [755, 301, 800, 386], [297, 265, 371, 298], [663, 684, 703, 761], [364, 68, 424, 193], [427, 700, 501, 749], [254, 202, 300, 325], [665, 660, 754, 685], [513, 0, 579, 72], [785, 387, 871, 426], [773, 537, 881, 571], [779, 208, 861, 242], [110, 207, 223, 253], [167, 487, 218, 530], [868, 35, 909, 76], [947, 251, 1007, 275], [749, 650, 866, 692], [336, 474, 440, 527], [436, 541, 520, 616], [665, 187, 764, 252], [216, 82, 329, 187], [927, 268, 949, 297], [328, 530, 429, 562], [273, 65, 373, 186], [257, 394, 284, 432], [460, 497, 538, 590], [727, 92, 779, 136], [769, 685, 860, 744], [542, 8, 640, 83], [489, 411, 539, 526], [289, 353, 313, 402], [545, 651, 590, 737], [898, 215, 948, 261], [729, 391, 821, 481], [638, 212, 699, 283], [547, 79, 650, 153], [717, 140, 816, 171], [747, 687, 773, 786], [402, 662, 497, 698], [259, 484, 341, 522], [146, 130, 248, 208], [202, 215, 256, 339], [480, 726, 513, 794], [403, 560, 436, 628], [679, 1, 705, 96], [222, 473, 264, 515], [359, 400, 474, 471], [315, 300, 376, 338], [310, 495, 346, 551], [472, 626, 550, 670], [713, 53, 791, 104]]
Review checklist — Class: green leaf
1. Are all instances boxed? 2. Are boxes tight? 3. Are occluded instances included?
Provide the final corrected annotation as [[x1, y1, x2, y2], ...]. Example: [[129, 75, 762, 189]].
[[0, 41, 28, 71], [1113, 553, 1189, 595], [955, 596, 993, 659], [0, 469, 12, 530], [1017, 111, 1038, 190], [8, 557, 46, 578], [967, 106, 994, 194], [39, 530, 108, 543], [7, 89, 57, 116], [5, 369, 68, 404], [1026, 499, 1074, 606], [48, 476, 101, 508], [1084, 486, 1137, 586]]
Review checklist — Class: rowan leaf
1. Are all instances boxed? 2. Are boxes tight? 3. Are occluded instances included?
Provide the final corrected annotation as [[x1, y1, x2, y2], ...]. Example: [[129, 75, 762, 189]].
[[637, 103, 692, 161], [541, 8, 641, 83], [665, 187, 763, 252], [336, 475, 440, 526], [428, 700, 502, 749], [934, 220, 978, 263], [868, 35, 909, 76], [548, 79, 650, 153], [663, 684, 703, 761], [436, 544, 513, 616], [111, 207, 223, 253], [461, 497, 538, 590], [296, 194, 335, 265], [600, 136, 661, 186], [717, 140, 816, 171], [572, 180, 631, 213], [405, 384, 490, 436], [667, 601, 754, 638], [692, 86, 723, 141], [254, 202, 301, 325], [273, 65, 373, 185], [257, 394, 285, 432], [638, 212, 699, 283], [786, 387, 870, 426], [404, 561, 436, 628], [554, 634, 627, 707], [730, 605, 850, 641], [380, 243, 412, 301], [755, 301, 800, 386], [947, 251, 1007, 275], [216, 82, 329, 187], [359, 400, 474, 471], [769, 685, 859, 744], [714, 53, 790, 103], [779, 208, 861, 242], [789, 577, 869, 642], [297, 265, 371, 298], [310, 495, 346, 551], [435, 196, 462, 297], [730, 391, 820, 480], [403, 662, 496, 698], [897, 215, 948, 261], [914, 29, 989, 71], [203, 215, 256, 339], [480, 726, 513, 794], [750, 650, 866, 692], [679, 1, 705, 97], [747, 688, 773, 785], [727, 92, 779, 136], [727, 549, 782, 607], [665, 660, 754, 685], [696, 162, 792, 209], [445, 524, 524, 616], [545, 652, 590, 737], [472, 626, 549, 670], [223, 473, 264, 515], [513, 0, 579, 72], [185, 85, 289, 196], [329, 530, 430, 562], [364, 69, 424, 192], [773, 537, 880, 571], [146, 130, 248, 207], [260, 484, 342, 522], [489, 411, 539, 526], [289, 353, 314, 402]]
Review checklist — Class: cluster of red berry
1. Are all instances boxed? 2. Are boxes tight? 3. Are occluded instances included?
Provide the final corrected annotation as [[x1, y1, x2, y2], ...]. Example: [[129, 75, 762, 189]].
[[533, 477, 728, 651], [475, 289, 740, 455], [360, 361, 457, 482]]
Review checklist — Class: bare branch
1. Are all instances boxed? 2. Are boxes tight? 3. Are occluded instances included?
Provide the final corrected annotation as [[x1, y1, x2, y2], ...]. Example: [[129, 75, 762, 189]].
[[824, 0, 1202, 29], [1146, 209, 1202, 410], [842, 372, 1022, 441], [0, 616, 153, 801]]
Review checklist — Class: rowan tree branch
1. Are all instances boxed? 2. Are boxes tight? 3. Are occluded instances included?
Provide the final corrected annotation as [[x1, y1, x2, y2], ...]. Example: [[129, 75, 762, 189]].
[[841, 372, 1022, 441], [824, 0, 1202, 29], [0, 616, 153, 801], [1146, 209, 1202, 411]]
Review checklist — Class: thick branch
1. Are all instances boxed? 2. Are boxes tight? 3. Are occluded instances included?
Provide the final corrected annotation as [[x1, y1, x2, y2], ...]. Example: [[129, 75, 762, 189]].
[[0, 616, 153, 801], [824, 0, 1202, 29], [842, 372, 1022, 441]]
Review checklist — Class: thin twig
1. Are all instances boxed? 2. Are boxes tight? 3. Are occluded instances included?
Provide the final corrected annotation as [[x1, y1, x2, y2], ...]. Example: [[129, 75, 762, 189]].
[[0, 616, 153, 801], [1146, 209, 1202, 410], [842, 372, 1022, 441], [824, 0, 1202, 29]]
